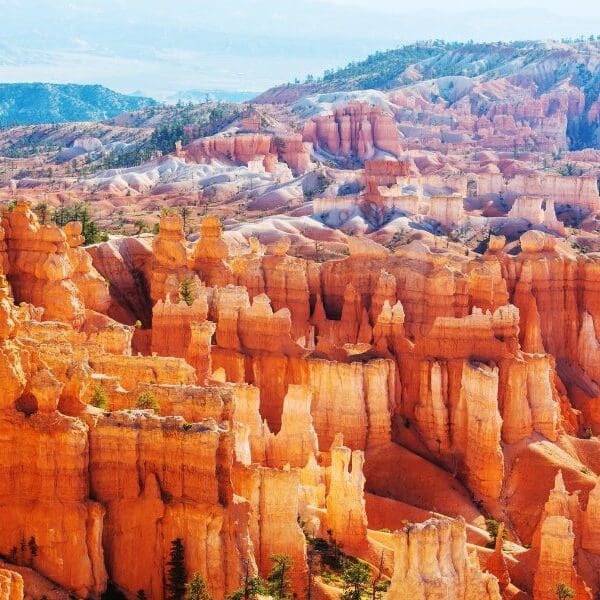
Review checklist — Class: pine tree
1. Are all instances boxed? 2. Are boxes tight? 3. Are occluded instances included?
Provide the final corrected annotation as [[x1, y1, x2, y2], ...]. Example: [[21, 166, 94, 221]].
[[179, 277, 195, 306], [341, 560, 370, 600], [28, 536, 38, 558], [225, 562, 265, 600], [179, 206, 191, 233], [267, 555, 293, 599], [166, 538, 187, 600], [186, 572, 212, 600]]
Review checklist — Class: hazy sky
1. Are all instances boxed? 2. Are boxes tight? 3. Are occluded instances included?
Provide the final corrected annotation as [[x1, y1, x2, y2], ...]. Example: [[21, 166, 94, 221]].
[[0, 0, 598, 98]]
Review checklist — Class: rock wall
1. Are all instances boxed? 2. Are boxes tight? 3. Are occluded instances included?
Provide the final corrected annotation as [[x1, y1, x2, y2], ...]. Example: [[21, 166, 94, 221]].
[[86, 412, 253, 599], [388, 517, 501, 599], [303, 102, 402, 161], [0, 411, 107, 598]]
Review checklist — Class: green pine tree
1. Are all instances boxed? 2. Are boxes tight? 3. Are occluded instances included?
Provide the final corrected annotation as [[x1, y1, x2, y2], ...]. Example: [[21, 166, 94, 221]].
[[267, 555, 293, 599], [166, 538, 187, 600], [186, 572, 212, 600], [341, 560, 371, 600], [179, 277, 195, 306]]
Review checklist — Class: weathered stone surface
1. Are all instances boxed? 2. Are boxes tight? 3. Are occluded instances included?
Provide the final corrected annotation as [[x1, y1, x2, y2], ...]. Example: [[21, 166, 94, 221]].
[[388, 517, 501, 599], [2, 200, 86, 326], [303, 102, 402, 161], [0, 569, 23, 600]]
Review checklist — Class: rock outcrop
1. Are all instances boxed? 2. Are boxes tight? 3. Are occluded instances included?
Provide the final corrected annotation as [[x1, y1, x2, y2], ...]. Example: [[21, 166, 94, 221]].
[[303, 102, 402, 161], [388, 517, 501, 599], [2, 200, 86, 326], [0, 569, 23, 600], [150, 210, 193, 303]]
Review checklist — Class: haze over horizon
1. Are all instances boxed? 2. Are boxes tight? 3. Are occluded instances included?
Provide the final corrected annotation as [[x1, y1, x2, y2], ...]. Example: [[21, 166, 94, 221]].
[[1, 0, 599, 99]]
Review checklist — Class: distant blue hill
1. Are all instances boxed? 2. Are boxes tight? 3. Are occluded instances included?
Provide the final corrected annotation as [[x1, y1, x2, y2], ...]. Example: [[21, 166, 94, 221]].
[[0, 82, 157, 126]]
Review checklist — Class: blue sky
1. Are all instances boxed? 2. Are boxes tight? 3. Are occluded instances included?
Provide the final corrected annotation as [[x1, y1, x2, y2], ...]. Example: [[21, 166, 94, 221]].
[[0, 0, 598, 98]]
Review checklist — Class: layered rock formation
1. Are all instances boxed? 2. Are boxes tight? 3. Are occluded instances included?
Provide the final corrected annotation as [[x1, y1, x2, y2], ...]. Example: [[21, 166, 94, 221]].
[[0, 570, 23, 600], [303, 102, 402, 161], [388, 518, 501, 599], [2, 200, 85, 326], [150, 210, 193, 303], [184, 132, 313, 175], [6, 184, 600, 600]]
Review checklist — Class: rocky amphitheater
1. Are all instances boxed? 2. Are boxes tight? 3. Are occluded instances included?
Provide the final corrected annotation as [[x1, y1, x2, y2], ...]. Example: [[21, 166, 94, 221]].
[[1, 36, 600, 600]]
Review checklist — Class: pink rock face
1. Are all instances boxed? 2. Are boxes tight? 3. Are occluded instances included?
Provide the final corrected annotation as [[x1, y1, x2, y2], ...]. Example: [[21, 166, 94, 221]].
[[184, 132, 312, 175], [303, 101, 402, 160], [185, 133, 272, 164]]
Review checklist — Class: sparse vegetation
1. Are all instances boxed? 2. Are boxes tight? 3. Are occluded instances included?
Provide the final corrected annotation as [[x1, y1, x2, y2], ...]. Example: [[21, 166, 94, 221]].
[[340, 560, 371, 600], [267, 554, 293, 599], [556, 582, 575, 600], [135, 391, 159, 411], [52, 203, 104, 245], [485, 519, 508, 549], [225, 562, 266, 600], [90, 384, 109, 410]]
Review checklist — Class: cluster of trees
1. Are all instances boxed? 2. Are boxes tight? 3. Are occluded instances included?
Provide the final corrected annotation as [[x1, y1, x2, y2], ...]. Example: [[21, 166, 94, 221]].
[[146, 103, 243, 155], [101, 535, 578, 600], [98, 145, 155, 170], [560, 35, 600, 43], [296, 38, 600, 95], [49, 202, 107, 244], [162, 537, 384, 600], [304, 530, 388, 599], [7, 534, 38, 568], [298, 40, 505, 90], [161, 539, 294, 600], [301, 42, 444, 90]]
